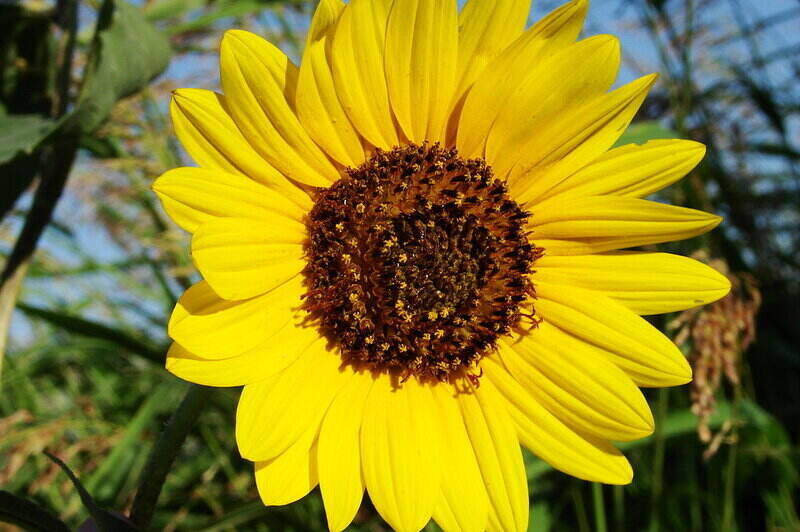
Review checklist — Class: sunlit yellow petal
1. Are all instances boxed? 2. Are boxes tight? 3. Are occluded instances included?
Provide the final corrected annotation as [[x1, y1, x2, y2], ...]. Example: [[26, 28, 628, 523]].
[[444, 0, 530, 144], [168, 275, 304, 359], [361, 376, 442, 532], [457, 0, 588, 157], [191, 217, 305, 300], [165, 320, 319, 387], [255, 438, 319, 506], [534, 252, 731, 314], [534, 283, 693, 386], [499, 336, 654, 441], [539, 139, 706, 201], [318, 373, 373, 532], [530, 195, 722, 255], [330, 0, 398, 148], [508, 74, 657, 196], [153, 167, 306, 233], [385, 0, 458, 143], [220, 30, 338, 186], [486, 35, 621, 177], [457, 379, 528, 532], [297, 0, 365, 167], [482, 357, 633, 484], [169, 89, 311, 207], [456, 0, 530, 96], [236, 338, 353, 462], [430, 385, 488, 532]]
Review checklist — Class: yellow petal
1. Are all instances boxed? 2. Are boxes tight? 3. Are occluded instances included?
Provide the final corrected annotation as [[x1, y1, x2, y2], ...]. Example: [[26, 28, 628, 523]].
[[539, 139, 706, 201], [486, 35, 621, 177], [457, 0, 588, 158], [385, 0, 458, 143], [534, 282, 693, 386], [220, 30, 338, 186], [297, 0, 365, 167], [255, 439, 319, 506], [191, 217, 305, 300], [430, 384, 489, 532], [153, 167, 306, 233], [530, 195, 722, 255], [318, 373, 373, 532], [168, 275, 304, 359], [509, 74, 657, 197], [330, 0, 399, 149], [168, 89, 309, 207], [361, 376, 441, 532], [236, 338, 353, 461], [534, 252, 731, 314], [165, 320, 319, 387], [457, 379, 528, 532], [482, 357, 633, 484], [444, 0, 531, 145], [455, 0, 530, 96], [499, 336, 653, 442]]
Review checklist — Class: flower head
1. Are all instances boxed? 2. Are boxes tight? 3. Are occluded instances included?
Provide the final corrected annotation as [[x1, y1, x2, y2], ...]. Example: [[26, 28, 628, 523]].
[[154, 0, 730, 530]]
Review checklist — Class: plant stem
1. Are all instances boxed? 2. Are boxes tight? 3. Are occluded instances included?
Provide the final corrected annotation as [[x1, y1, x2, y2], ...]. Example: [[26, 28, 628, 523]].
[[613, 484, 624, 531], [592, 483, 608, 532], [572, 484, 590, 532], [648, 388, 670, 532], [129, 383, 212, 530]]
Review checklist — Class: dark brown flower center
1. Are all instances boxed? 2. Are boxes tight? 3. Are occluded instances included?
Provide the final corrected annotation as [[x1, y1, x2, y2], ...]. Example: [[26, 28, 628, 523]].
[[302, 143, 541, 381]]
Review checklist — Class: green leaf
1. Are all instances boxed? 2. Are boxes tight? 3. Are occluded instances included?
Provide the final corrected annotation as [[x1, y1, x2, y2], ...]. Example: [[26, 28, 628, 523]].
[[44, 452, 139, 532], [614, 121, 678, 147], [167, 0, 274, 35], [68, 0, 171, 134], [0, 114, 57, 164], [0, 490, 70, 532], [144, 0, 207, 21]]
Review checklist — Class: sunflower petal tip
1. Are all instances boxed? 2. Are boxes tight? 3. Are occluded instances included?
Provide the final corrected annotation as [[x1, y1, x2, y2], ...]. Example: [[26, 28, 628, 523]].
[[675, 360, 693, 385], [709, 213, 724, 229], [601, 458, 634, 486]]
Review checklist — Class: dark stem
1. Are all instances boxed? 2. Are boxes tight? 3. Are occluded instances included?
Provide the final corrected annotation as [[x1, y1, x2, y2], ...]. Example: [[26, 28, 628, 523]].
[[129, 384, 212, 530], [0, 137, 78, 286]]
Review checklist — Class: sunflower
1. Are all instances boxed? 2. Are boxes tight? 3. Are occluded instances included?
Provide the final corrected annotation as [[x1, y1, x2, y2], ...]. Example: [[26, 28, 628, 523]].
[[153, 0, 730, 530]]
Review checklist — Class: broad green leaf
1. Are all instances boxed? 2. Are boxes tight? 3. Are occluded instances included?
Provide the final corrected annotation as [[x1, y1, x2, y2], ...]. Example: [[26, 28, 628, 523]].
[[69, 0, 171, 134], [0, 114, 57, 164], [614, 120, 678, 147]]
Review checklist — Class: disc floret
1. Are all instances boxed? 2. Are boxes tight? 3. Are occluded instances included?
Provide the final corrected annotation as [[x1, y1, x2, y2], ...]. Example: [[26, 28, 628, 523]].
[[303, 143, 540, 381]]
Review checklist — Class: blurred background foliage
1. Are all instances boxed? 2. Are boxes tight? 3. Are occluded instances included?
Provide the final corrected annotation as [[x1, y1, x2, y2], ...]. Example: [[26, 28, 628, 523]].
[[0, 0, 798, 530]]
